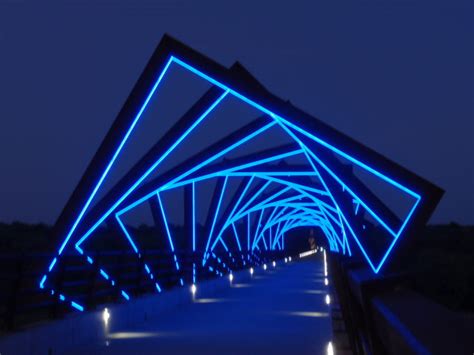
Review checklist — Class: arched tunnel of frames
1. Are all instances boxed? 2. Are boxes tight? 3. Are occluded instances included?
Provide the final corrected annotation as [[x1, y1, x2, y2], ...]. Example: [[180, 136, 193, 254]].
[[39, 35, 443, 312]]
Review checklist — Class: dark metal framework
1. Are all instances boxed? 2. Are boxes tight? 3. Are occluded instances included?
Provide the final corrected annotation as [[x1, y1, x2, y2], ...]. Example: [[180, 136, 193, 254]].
[[38, 34, 443, 312]]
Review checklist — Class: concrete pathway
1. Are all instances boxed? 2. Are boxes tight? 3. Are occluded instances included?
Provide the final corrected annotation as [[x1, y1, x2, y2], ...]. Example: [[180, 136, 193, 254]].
[[68, 255, 332, 354]]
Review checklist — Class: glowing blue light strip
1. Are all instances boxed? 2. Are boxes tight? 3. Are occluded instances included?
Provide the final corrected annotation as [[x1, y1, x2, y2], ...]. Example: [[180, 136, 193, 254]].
[[192, 181, 196, 252], [71, 301, 84, 312], [157, 192, 176, 253], [252, 209, 265, 251], [269, 227, 273, 250], [48, 258, 57, 272], [100, 269, 109, 280], [39, 275, 47, 289], [261, 232, 268, 250], [220, 238, 229, 253], [247, 214, 250, 250], [232, 223, 242, 251], [121, 290, 130, 300], [114, 213, 162, 292], [203, 176, 229, 264], [115, 214, 139, 253], [157, 192, 182, 274]]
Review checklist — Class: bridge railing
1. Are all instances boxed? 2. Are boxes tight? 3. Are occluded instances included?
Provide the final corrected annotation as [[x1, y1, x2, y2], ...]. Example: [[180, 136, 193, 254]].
[[0, 249, 281, 333]]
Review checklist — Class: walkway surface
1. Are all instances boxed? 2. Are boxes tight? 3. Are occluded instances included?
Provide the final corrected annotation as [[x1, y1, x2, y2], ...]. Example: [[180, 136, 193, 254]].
[[69, 255, 332, 354]]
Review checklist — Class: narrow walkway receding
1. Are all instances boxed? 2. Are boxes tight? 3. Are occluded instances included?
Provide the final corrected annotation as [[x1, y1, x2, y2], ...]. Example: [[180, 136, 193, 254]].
[[69, 257, 332, 355]]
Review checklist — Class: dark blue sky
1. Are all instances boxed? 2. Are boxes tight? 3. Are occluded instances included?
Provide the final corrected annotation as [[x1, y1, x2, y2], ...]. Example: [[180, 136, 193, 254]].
[[0, 0, 472, 225]]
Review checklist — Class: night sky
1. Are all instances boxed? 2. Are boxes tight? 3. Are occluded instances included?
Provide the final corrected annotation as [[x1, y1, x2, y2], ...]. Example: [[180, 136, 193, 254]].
[[0, 0, 472, 225]]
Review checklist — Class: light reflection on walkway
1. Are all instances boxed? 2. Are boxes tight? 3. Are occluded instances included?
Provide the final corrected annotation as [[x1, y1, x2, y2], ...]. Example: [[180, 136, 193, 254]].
[[68, 256, 332, 355]]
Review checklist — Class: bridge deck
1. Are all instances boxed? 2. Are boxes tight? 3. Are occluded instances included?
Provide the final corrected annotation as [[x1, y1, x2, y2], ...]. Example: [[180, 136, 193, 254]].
[[69, 256, 331, 354]]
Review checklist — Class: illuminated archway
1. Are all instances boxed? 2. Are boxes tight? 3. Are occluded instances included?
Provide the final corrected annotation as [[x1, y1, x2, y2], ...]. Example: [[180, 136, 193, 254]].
[[39, 35, 443, 312]]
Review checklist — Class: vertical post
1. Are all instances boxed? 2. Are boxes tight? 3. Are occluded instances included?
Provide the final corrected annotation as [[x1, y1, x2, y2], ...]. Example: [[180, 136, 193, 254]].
[[86, 252, 99, 310], [184, 183, 195, 285], [247, 213, 250, 258], [192, 182, 196, 284], [6, 253, 22, 330]]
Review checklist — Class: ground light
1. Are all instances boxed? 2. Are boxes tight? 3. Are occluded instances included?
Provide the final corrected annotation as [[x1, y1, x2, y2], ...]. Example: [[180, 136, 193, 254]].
[[191, 284, 197, 296], [299, 249, 317, 258], [284, 257, 288, 263], [229, 273, 234, 283], [250, 267, 254, 275], [272, 261, 276, 267], [325, 294, 331, 305], [327, 341, 334, 355], [103, 308, 110, 326], [263, 264, 267, 270], [289, 256, 292, 262], [324, 250, 328, 277]]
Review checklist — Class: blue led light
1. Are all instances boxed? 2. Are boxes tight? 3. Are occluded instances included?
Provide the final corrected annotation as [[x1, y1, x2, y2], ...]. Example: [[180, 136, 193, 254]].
[[157, 192, 176, 252], [192, 181, 196, 252], [100, 269, 109, 280], [203, 176, 229, 264], [71, 302, 84, 312], [231, 223, 242, 251], [48, 258, 57, 272], [121, 290, 130, 300], [115, 214, 139, 254], [39, 275, 47, 289]]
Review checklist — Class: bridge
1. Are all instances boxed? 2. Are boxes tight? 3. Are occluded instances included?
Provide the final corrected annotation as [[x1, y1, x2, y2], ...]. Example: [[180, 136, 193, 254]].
[[3, 35, 469, 355]]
